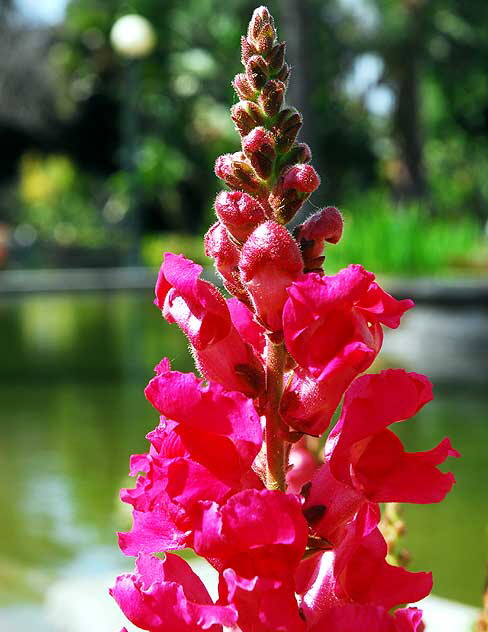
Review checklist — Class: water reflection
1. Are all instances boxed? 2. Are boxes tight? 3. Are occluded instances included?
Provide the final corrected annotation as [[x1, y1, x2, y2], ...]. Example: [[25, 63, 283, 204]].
[[0, 291, 486, 615]]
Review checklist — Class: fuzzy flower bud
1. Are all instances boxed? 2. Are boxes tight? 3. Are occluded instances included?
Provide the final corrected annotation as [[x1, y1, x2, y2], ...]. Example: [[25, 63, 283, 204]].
[[239, 221, 303, 332], [231, 101, 265, 136], [241, 36, 256, 65], [246, 55, 269, 90], [283, 164, 320, 192], [247, 6, 276, 54], [269, 164, 320, 224], [214, 152, 267, 197], [204, 221, 248, 299], [267, 42, 286, 74], [233, 73, 258, 101], [242, 127, 276, 179], [259, 79, 286, 117], [215, 190, 266, 243], [273, 108, 302, 152], [281, 143, 312, 168], [295, 206, 344, 272]]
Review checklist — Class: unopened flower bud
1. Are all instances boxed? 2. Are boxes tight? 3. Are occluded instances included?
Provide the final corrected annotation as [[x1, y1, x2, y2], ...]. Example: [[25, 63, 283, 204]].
[[283, 164, 320, 193], [276, 63, 291, 83], [240, 221, 303, 332], [241, 36, 256, 64], [267, 42, 286, 74], [282, 143, 312, 167], [269, 165, 320, 224], [231, 100, 265, 136], [246, 55, 269, 90], [259, 80, 286, 117], [215, 190, 266, 242], [294, 206, 344, 272], [204, 221, 247, 299], [248, 6, 275, 51], [273, 108, 302, 152], [233, 73, 258, 101], [242, 127, 276, 179], [214, 152, 267, 196]]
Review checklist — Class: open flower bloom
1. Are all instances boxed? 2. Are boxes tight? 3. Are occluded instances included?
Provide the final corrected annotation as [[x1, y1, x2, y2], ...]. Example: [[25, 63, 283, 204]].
[[281, 265, 414, 434], [297, 505, 432, 627], [193, 489, 308, 632], [110, 552, 237, 632], [155, 252, 264, 397], [326, 369, 459, 504], [308, 604, 425, 632], [119, 361, 263, 556]]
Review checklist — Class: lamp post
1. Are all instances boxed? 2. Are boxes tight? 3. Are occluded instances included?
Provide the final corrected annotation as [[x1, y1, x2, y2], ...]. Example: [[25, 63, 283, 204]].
[[110, 15, 156, 266]]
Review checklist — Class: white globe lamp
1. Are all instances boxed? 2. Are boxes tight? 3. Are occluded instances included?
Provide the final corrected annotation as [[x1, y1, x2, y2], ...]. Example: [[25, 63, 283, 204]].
[[110, 14, 157, 59]]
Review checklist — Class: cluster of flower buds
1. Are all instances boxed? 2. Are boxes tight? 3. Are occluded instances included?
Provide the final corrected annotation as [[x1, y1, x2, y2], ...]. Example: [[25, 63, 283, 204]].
[[111, 7, 459, 632]]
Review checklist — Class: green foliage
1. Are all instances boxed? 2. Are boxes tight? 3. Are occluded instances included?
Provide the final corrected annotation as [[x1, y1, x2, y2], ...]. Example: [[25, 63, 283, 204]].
[[324, 190, 483, 277], [17, 153, 116, 249], [142, 232, 205, 268]]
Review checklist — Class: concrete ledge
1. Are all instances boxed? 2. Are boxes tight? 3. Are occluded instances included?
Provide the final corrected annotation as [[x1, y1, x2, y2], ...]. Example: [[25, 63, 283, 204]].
[[1, 267, 488, 305]]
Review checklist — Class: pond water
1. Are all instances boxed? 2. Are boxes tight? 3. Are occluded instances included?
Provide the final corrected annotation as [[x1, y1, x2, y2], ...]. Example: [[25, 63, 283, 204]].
[[0, 291, 487, 626]]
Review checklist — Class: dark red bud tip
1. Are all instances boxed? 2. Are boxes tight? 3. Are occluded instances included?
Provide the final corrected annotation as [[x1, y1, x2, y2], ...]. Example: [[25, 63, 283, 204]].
[[273, 108, 302, 152], [283, 164, 320, 193], [268, 42, 286, 73], [215, 190, 266, 242], [259, 80, 286, 117], [246, 55, 269, 90]]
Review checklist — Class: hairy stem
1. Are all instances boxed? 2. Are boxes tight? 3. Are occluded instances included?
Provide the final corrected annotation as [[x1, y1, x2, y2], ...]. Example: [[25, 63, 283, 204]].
[[264, 337, 286, 491]]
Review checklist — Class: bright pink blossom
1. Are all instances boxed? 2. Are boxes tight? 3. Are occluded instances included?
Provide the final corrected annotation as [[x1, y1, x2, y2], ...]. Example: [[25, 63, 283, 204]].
[[155, 252, 264, 396], [297, 506, 432, 625], [193, 489, 308, 579], [308, 604, 424, 632], [326, 369, 459, 504], [119, 362, 264, 556], [281, 265, 414, 434], [223, 569, 306, 632], [110, 553, 237, 632]]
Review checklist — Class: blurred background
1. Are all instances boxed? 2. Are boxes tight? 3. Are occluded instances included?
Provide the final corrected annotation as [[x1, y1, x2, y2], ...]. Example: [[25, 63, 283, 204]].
[[0, 0, 487, 630]]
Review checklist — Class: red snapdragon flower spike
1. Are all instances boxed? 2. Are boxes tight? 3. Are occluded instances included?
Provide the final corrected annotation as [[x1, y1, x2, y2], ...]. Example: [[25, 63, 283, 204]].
[[283, 265, 414, 382], [193, 489, 308, 580], [110, 552, 237, 632], [155, 253, 264, 396], [240, 220, 303, 332], [214, 190, 267, 243], [326, 369, 459, 504], [308, 604, 424, 632], [223, 569, 306, 632]]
